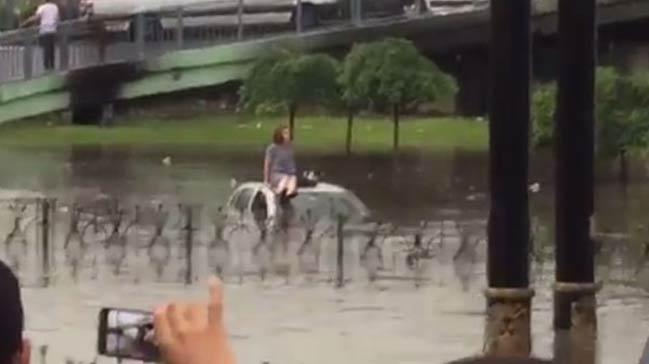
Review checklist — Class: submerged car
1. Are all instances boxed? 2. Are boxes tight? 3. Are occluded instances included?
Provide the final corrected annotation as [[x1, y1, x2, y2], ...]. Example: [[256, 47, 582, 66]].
[[224, 181, 370, 230], [221, 180, 394, 279]]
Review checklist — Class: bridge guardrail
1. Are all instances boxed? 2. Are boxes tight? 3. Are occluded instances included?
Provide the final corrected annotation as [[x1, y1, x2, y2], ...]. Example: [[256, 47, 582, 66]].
[[0, 0, 488, 84]]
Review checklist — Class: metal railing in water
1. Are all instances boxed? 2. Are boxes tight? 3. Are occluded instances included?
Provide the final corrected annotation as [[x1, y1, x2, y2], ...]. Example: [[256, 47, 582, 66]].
[[0, 0, 489, 84], [0, 196, 488, 288]]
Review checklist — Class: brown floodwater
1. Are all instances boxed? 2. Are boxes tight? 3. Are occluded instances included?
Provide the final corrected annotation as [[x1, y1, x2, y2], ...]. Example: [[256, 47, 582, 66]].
[[1, 145, 649, 364]]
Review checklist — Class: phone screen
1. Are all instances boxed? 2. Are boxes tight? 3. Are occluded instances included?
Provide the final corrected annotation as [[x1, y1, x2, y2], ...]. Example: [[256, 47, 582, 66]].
[[97, 308, 160, 362]]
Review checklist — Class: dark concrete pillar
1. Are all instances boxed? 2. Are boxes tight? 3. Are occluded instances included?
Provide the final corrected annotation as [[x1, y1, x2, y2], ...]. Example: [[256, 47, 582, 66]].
[[553, 0, 598, 362], [455, 49, 488, 117], [71, 104, 104, 125], [484, 0, 533, 357]]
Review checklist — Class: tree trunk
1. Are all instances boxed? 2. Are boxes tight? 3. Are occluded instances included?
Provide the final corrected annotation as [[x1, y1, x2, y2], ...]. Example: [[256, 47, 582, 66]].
[[619, 149, 628, 184], [392, 104, 400, 152], [289, 103, 296, 140], [346, 109, 354, 156]]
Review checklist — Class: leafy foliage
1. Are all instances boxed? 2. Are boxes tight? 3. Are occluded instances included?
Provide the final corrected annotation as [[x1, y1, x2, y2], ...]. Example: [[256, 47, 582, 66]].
[[338, 38, 457, 150], [241, 39, 457, 148], [339, 38, 457, 111], [530, 84, 555, 147], [239, 54, 283, 114], [531, 67, 649, 157], [337, 42, 377, 110], [0, 0, 40, 29], [240, 49, 340, 115]]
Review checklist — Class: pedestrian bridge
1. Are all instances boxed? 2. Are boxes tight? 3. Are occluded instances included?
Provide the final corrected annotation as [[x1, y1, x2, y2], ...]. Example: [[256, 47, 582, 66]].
[[0, 0, 647, 124]]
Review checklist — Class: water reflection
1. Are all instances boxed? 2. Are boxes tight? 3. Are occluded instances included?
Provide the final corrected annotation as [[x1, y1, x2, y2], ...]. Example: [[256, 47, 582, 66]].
[[1, 145, 649, 363], [0, 198, 485, 287]]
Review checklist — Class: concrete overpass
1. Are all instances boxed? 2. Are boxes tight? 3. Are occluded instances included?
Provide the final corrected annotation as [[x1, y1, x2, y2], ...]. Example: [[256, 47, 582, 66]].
[[0, 0, 647, 124]]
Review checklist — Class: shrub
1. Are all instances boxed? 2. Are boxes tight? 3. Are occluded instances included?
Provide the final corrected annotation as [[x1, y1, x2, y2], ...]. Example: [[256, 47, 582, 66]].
[[240, 50, 340, 138], [531, 67, 649, 157], [338, 38, 457, 151], [531, 84, 555, 147]]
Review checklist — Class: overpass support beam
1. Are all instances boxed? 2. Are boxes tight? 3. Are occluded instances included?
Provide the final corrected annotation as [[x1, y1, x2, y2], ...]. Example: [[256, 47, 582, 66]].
[[553, 0, 598, 362], [351, 0, 362, 26], [484, 0, 533, 357], [455, 49, 488, 116]]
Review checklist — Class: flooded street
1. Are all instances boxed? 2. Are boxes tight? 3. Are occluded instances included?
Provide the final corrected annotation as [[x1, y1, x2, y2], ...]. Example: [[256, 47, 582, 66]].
[[2, 145, 649, 364]]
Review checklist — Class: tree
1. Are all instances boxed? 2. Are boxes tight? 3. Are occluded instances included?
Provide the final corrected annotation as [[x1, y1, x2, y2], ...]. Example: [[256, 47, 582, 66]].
[[240, 50, 339, 140], [340, 38, 458, 151], [1, 0, 40, 28], [0, 0, 18, 30], [532, 67, 649, 180], [338, 42, 379, 155]]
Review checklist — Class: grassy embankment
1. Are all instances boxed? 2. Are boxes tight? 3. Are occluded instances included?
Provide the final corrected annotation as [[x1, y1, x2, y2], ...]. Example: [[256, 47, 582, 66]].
[[0, 115, 488, 153]]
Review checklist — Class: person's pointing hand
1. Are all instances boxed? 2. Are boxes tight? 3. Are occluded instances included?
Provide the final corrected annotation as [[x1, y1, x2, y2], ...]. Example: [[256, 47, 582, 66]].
[[154, 277, 235, 364]]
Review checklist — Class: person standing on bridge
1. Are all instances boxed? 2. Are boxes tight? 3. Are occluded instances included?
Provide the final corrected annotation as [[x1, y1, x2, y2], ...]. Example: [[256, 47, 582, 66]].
[[21, 0, 60, 71]]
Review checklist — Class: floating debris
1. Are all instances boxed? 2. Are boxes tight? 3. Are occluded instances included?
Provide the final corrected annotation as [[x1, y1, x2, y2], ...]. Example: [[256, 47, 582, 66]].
[[529, 182, 541, 193]]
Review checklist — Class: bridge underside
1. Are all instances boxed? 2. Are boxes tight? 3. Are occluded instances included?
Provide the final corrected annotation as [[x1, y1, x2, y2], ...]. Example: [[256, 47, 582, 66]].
[[1, 0, 647, 124]]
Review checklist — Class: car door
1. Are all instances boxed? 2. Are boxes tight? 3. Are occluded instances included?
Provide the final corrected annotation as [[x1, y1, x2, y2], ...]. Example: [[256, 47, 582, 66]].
[[251, 186, 279, 229], [225, 188, 242, 218], [251, 189, 270, 227], [223, 186, 257, 243], [226, 186, 255, 220]]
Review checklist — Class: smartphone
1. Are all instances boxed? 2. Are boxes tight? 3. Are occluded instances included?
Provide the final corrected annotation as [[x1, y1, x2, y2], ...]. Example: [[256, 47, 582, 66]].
[[97, 308, 160, 362]]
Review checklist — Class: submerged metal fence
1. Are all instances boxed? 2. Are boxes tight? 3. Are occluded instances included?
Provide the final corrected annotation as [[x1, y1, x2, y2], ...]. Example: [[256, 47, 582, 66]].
[[0, 196, 490, 288], [2, 195, 643, 290]]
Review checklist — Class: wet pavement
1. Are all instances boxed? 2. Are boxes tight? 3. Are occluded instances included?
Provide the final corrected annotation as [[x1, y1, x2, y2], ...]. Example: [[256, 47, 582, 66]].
[[1, 145, 649, 364]]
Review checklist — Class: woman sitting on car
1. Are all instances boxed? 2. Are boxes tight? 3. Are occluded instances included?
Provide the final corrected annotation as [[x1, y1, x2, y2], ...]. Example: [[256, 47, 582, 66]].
[[264, 126, 298, 200]]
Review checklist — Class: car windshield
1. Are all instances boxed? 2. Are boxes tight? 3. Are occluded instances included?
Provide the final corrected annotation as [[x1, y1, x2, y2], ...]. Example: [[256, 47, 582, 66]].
[[289, 190, 368, 223]]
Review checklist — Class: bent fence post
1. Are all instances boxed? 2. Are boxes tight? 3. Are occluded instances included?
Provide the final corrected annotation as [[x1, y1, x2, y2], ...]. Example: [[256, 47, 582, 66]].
[[336, 214, 345, 288], [39, 199, 53, 287], [184, 205, 194, 285]]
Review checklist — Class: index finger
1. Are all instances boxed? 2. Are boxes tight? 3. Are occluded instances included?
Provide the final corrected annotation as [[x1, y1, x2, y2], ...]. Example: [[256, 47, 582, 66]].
[[207, 276, 224, 329], [153, 305, 172, 346]]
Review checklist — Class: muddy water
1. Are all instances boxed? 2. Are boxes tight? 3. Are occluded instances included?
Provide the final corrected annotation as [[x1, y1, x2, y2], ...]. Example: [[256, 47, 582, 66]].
[[2, 145, 649, 364]]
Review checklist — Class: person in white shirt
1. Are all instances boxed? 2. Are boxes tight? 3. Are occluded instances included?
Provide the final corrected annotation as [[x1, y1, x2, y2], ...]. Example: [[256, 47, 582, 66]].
[[21, 0, 60, 70]]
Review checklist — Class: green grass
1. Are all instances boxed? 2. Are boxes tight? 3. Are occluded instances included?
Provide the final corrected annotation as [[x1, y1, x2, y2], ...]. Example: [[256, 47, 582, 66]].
[[0, 114, 488, 153]]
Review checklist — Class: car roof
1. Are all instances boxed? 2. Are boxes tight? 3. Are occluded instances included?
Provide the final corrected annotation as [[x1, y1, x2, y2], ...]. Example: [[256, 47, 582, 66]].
[[236, 182, 349, 194], [233, 181, 370, 218]]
